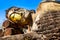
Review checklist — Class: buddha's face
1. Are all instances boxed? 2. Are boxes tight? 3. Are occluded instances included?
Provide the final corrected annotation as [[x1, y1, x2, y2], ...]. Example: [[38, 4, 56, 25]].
[[6, 7, 30, 24]]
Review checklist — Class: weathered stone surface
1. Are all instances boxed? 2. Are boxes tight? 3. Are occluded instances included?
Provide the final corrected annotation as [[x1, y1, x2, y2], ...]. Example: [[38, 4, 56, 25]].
[[0, 33, 59, 40], [31, 1, 60, 40], [0, 33, 48, 40]]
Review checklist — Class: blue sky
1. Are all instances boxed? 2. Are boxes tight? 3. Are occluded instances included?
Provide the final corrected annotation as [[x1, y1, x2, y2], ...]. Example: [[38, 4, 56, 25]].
[[0, 0, 42, 26]]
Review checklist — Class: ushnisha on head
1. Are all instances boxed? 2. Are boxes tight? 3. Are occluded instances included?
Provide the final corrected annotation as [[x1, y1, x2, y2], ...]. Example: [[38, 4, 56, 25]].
[[6, 7, 35, 25]]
